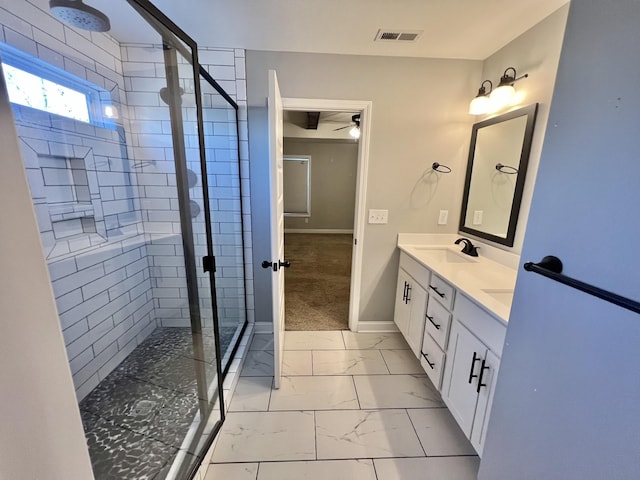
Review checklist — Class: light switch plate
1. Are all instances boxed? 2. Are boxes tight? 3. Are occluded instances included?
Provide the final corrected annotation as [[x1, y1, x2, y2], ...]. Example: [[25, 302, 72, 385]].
[[473, 210, 483, 225], [368, 209, 388, 224], [438, 210, 448, 225]]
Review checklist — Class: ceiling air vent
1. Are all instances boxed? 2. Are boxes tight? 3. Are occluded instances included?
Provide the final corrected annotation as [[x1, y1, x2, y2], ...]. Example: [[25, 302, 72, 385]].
[[375, 29, 423, 43]]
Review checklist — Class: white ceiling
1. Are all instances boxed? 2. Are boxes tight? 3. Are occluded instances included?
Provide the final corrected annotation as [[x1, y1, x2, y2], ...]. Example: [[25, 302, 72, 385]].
[[99, 0, 569, 60]]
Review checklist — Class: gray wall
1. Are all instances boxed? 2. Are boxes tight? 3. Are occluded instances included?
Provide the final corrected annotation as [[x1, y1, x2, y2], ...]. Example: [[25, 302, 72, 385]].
[[474, 5, 568, 252], [247, 51, 481, 323], [284, 139, 357, 231], [479, 2, 640, 478]]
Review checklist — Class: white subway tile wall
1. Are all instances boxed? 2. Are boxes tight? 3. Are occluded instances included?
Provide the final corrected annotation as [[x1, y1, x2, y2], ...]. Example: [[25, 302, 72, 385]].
[[1, 1, 251, 400]]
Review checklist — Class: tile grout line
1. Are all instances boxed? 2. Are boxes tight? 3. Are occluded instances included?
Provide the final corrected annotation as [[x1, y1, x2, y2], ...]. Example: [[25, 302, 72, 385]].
[[313, 410, 318, 461], [371, 457, 380, 480], [405, 407, 428, 458]]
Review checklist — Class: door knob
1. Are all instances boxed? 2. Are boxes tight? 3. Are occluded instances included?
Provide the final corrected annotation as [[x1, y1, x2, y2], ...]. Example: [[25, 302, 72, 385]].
[[279, 260, 291, 268], [261, 261, 277, 272]]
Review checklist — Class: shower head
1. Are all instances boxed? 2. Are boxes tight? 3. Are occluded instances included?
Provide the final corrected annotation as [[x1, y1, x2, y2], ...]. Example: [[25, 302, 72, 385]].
[[49, 0, 111, 32]]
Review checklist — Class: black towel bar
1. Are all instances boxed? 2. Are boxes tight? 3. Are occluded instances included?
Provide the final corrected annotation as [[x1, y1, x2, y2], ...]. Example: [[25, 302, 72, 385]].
[[523, 256, 640, 315]]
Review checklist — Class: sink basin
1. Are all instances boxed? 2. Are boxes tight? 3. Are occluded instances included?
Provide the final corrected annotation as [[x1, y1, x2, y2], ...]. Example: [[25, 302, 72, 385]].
[[412, 247, 478, 264], [481, 289, 514, 308]]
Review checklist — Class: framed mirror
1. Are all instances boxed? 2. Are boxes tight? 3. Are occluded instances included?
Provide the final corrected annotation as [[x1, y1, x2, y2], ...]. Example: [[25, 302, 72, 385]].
[[459, 104, 538, 246]]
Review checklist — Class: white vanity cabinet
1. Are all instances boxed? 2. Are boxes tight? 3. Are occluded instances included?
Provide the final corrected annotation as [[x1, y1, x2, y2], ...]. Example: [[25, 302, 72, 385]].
[[441, 294, 506, 456], [420, 273, 455, 389], [393, 253, 430, 356]]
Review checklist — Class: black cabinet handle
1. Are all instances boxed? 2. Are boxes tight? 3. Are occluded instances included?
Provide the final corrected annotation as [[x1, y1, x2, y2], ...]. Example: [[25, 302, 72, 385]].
[[421, 352, 435, 369], [468, 352, 480, 384], [402, 282, 408, 302], [477, 359, 490, 393], [429, 285, 445, 298], [405, 285, 412, 304], [426, 314, 440, 330]]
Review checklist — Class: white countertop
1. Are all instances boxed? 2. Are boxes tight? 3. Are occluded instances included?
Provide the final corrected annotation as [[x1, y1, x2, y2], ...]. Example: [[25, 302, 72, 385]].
[[397, 234, 519, 324]]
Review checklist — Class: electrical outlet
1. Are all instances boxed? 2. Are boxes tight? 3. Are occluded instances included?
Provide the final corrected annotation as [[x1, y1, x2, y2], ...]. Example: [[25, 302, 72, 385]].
[[368, 209, 388, 224], [438, 210, 448, 225], [304, 218, 309, 224], [473, 210, 483, 225]]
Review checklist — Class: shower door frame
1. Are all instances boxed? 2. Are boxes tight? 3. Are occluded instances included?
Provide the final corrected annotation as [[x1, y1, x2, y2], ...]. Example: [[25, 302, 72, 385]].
[[125, 0, 238, 477]]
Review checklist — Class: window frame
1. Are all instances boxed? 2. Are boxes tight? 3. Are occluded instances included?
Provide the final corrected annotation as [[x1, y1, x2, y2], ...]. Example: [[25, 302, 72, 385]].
[[0, 42, 116, 129]]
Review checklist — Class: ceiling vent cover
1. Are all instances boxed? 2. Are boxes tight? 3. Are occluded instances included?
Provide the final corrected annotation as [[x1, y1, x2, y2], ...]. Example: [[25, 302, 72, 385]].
[[375, 29, 423, 42]]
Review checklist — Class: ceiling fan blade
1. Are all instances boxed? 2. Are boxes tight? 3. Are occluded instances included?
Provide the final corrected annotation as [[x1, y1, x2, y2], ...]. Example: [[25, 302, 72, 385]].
[[333, 124, 353, 131]]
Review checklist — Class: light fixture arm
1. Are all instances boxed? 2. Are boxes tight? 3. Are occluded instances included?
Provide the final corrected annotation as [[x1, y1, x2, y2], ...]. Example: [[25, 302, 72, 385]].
[[477, 79, 493, 96], [498, 67, 528, 87]]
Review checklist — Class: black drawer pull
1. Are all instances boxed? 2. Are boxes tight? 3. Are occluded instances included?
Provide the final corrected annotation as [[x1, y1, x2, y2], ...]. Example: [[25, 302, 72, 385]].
[[426, 314, 440, 330], [405, 285, 412, 304], [468, 352, 480, 384], [402, 282, 408, 302], [477, 359, 490, 393], [421, 352, 435, 369], [429, 285, 445, 298]]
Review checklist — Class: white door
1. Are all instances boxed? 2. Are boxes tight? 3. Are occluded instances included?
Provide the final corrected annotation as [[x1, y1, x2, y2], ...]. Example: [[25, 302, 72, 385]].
[[267, 70, 287, 388]]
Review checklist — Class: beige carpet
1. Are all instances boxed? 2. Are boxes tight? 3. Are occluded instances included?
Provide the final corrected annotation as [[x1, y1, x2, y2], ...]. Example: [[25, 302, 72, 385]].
[[284, 233, 353, 331]]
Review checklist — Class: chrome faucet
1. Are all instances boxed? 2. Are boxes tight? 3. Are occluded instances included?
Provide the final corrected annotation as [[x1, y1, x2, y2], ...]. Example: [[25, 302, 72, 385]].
[[455, 237, 479, 257]]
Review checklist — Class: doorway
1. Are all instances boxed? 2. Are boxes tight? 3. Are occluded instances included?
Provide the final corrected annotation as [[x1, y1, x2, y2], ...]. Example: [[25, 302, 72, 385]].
[[280, 99, 372, 333], [282, 111, 359, 330]]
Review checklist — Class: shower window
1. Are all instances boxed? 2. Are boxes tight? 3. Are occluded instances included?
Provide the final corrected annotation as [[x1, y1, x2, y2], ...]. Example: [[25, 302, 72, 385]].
[[0, 42, 115, 128]]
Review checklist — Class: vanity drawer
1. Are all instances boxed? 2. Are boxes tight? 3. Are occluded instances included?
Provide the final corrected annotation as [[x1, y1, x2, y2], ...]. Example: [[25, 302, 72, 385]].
[[421, 333, 445, 389], [399, 251, 431, 286], [425, 297, 452, 349], [428, 274, 455, 309]]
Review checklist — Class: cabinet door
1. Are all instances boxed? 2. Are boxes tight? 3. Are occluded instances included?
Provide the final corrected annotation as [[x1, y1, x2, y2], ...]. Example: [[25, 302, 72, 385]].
[[441, 320, 487, 436], [471, 349, 499, 456], [393, 269, 412, 338], [406, 282, 427, 357]]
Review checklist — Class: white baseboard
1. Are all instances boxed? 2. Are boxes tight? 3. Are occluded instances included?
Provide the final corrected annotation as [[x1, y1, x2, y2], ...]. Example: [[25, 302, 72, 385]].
[[252, 321, 273, 334], [355, 321, 399, 333], [285, 229, 354, 234]]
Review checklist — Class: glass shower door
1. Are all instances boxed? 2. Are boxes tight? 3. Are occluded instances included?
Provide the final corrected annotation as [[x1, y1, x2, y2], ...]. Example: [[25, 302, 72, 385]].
[[199, 68, 248, 372]]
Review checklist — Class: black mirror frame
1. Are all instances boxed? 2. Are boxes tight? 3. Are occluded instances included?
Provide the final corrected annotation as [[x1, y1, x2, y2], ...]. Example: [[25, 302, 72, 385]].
[[459, 103, 538, 247]]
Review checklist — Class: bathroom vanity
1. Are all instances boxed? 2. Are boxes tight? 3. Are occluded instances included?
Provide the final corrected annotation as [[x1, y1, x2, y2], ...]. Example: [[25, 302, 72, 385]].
[[394, 234, 518, 456]]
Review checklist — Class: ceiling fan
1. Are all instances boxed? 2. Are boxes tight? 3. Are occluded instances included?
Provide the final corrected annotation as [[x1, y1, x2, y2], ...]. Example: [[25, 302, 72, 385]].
[[333, 114, 361, 138]]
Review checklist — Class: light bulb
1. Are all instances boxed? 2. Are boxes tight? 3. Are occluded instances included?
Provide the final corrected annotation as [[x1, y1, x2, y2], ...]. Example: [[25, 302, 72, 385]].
[[349, 126, 360, 139], [469, 95, 490, 115], [490, 84, 515, 110]]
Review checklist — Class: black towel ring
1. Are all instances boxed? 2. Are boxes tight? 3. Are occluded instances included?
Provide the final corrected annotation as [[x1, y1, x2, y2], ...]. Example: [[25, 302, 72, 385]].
[[495, 163, 518, 174], [432, 162, 452, 173]]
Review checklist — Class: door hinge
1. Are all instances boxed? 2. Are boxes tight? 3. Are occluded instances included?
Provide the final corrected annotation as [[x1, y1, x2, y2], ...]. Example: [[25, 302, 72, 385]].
[[354, 238, 357, 246], [203, 255, 216, 273]]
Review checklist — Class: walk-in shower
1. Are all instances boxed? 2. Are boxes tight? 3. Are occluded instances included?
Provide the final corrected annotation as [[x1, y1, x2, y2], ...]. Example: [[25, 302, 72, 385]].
[[0, 0, 247, 478]]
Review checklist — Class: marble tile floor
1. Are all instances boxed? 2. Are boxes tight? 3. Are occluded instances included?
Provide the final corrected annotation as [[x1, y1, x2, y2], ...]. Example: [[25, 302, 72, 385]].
[[79, 326, 239, 480], [205, 330, 479, 480]]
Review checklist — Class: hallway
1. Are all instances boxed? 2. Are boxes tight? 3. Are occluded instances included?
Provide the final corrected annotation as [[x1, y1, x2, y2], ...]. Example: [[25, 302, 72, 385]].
[[204, 330, 479, 479]]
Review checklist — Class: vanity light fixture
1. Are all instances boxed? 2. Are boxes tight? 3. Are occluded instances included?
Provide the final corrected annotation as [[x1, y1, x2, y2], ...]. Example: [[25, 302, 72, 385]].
[[468, 80, 493, 115], [489, 67, 528, 110], [469, 67, 529, 115]]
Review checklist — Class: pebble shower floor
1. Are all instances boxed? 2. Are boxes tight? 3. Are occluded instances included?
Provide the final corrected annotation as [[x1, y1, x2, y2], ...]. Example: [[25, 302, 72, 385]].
[[79, 327, 236, 479]]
